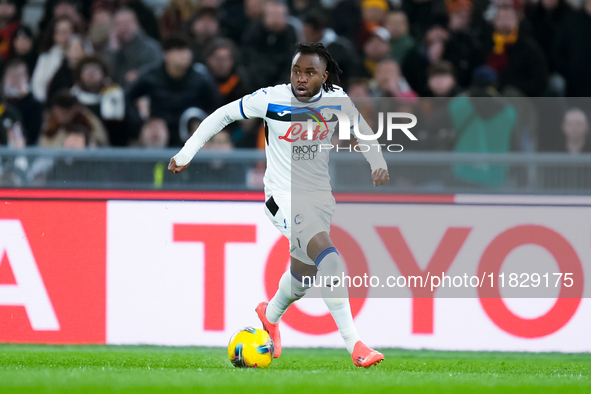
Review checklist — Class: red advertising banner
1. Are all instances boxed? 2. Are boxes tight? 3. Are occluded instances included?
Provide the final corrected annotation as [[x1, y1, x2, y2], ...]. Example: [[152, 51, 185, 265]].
[[0, 201, 106, 344], [0, 190, 589, 352]]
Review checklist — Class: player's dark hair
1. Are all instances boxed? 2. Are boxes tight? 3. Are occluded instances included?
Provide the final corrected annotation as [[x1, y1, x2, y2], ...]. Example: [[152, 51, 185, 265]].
[[294, 42, 342, 92]]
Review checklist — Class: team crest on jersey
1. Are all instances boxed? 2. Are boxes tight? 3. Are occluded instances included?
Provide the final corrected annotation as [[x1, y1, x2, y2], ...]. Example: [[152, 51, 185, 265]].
[[294, 214, 304, 225]]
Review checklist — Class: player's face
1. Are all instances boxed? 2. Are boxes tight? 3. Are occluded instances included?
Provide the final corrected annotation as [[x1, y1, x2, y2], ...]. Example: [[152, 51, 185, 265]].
[[291, 53, 328, 99]]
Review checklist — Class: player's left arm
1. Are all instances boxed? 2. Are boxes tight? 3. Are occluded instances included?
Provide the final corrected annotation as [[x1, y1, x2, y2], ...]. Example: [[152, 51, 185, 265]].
[[169, 88, 270, 174]]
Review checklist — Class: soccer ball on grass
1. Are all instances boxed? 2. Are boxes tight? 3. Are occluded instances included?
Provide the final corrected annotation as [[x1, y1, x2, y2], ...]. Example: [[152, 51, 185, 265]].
[[228, 326, 274, 368]]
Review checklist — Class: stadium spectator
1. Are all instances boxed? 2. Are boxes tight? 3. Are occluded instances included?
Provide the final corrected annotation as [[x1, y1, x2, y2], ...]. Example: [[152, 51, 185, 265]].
[[120, 0, 161, 42], [71, 56, 140, 147], [465, 65, 500, 97], [3, 59, 43, 145], [160, 0, 198, 39], [369, 59, 417, 98], [347, 77, 371, 99], [402, 24, 449, 96], [0, 90, 23, 147], [287, 0, 324, 19], [1, 0, 23, 17], [137, 117, 169, 148], [46, 34, 89, 104], [357, 0, 389, 47], [244, 0, 265, 26], [39, 90, 109, 147], [525, 0, 571, 73], [302, 13, 360, 90], [33, 122, 93, 186], [0, 101, 27, 186], [179, 106, 207, 142], [87, 0, 114, 59], [62, 123, 90, 149], [561, 108, 590, 153], [0, 0, 19, 61], [205, 38, 250, 105], [241, 0, 297, 89], [126, 36, 220, 147], [361, 27, 392, 78], [103, 7, 162, 87], [384, 11, 415, 67], [332, 0, 363, 45], [420, 63, 461, 150], [427, 61, 461, 97], [551, 0, 591, 97], [188, 7, 221, 64], [444, 0, 485, 88], [484, 6, 548, 96], [211, 0, 247, 44], [244, 0, 264, 21], [346, 77, 376, 131], [2, 116, 24, 148], [8, 26, 37, 75], [31, 16, 75, 103], [446, 0, 472, 32], [402, 0, 448, 38], [39, 0, 86, 36]]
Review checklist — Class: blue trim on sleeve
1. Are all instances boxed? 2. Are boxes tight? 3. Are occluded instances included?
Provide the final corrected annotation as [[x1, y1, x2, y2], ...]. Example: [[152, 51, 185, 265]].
[[315, 247, 338, 267], [239, 98, 247, 119]]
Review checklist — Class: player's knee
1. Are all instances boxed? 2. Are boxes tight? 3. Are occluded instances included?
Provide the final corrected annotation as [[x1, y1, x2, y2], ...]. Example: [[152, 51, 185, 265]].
[[307, 232, 333, 260], [290, 257, 317, 279], [315, 247, 344, 274]]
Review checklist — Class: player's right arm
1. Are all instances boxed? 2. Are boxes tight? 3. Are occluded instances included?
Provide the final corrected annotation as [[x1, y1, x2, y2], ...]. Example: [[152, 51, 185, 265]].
[[169, 88, 270, 173]]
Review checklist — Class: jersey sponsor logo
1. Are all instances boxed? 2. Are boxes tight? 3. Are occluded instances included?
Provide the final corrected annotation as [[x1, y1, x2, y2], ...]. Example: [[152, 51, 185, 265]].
[[292, 144, 319, 161], [280, 123, 329, 143]]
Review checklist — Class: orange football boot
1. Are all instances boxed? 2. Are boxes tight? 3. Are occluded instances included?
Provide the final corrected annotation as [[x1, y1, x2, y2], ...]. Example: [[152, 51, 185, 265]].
[[351, 341, 384, 367], [255, 302, 282, 358]]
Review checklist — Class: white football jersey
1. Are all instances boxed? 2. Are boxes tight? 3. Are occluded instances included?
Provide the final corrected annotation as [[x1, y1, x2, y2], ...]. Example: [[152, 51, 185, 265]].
[[239, 83, 369, 199]]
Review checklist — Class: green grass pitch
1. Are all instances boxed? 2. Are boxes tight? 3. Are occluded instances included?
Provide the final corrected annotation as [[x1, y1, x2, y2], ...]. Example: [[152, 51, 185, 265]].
[[0, 345, 589, 393]]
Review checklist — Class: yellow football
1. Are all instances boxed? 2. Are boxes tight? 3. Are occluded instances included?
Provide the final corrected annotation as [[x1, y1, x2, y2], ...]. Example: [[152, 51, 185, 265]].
[[228, 326, 274, 368]]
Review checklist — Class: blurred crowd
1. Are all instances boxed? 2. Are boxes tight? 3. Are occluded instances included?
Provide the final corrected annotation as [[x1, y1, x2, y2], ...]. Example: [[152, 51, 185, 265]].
[[0, 0, 589, 155]]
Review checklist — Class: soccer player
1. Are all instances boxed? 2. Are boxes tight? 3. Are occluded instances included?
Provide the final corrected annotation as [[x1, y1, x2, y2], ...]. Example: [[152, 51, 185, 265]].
[[169, 42, 389, 367]]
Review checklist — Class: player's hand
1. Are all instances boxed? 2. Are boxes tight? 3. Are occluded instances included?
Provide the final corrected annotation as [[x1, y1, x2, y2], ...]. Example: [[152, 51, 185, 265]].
[[372, 168, 389, 187], [168, 157, 190, 174]]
